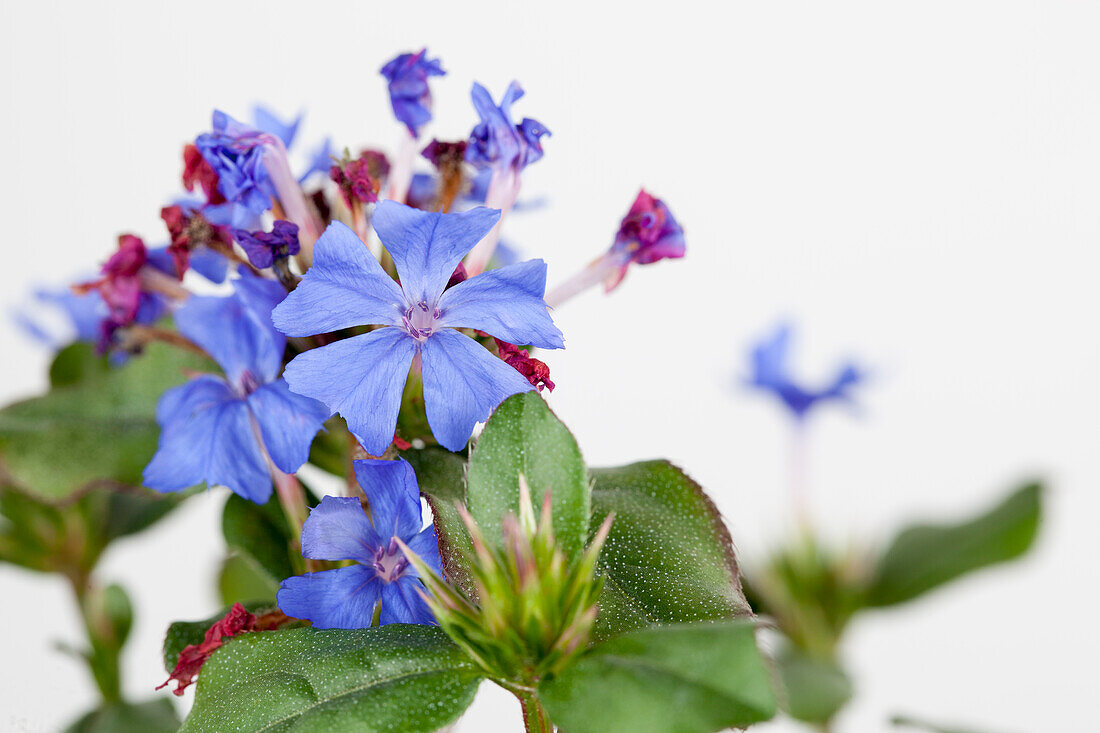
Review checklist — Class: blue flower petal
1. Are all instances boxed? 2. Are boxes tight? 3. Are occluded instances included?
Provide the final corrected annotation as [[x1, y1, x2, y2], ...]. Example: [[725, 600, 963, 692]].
[[144, 380, 272, 503], [438, 259, 563, 349], [300, 495, 381, 564], [352, 458, 423, 541], [176, 273, 286, 384], [420, 329, 534, 451], [246, 378, 331, 474], [277, 565, 382, 629], [252, 105, 302, 148], [371, 202, 500, 305], [405, 525, 443, 579], [281, 327, 416, 456], [272, 222, 405, 336], [380, 577, 436, 625], [190, 249, 230, 283]]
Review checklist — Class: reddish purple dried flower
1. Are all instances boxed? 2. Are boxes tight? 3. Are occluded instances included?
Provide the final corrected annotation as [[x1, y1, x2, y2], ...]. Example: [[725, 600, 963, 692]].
[[330, 155, 381, 208]]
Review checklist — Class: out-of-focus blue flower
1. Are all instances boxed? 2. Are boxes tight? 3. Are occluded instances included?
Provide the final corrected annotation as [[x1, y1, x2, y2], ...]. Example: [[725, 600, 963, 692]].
[[465, 82, 550, 174], [194, 111, 277, 223], [380, 49, 446, 138], [277, 458, 441, 628], [143, 273, 330, 504], [14, 287, 106, 349], [233, 221, 301, 269], [298, 137, 333, 183], [746, 324, 864, 420], [146, 245, 229, 284], [272, 201, 564, 455], [252, 105, 302, 148]]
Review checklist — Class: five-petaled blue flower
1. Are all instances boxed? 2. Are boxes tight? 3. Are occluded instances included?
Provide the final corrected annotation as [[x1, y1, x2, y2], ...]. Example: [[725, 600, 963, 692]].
[[143, 272, 330, 503], [466, 81, 550, 173], [277, 458, 441, 628], [746, 323, 864, 420], [194, 111, 278, 228], [272, 200, 564, 455], [380, 49, 446, 138]]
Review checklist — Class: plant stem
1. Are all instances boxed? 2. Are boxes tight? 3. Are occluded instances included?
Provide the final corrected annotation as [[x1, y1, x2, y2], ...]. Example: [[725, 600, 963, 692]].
[[69, 575, 122, 704], [517, 692, 552, 733]]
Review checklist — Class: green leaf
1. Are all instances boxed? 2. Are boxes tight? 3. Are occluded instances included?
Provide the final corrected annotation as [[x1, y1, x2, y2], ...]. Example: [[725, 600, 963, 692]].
[[222, 493, 295, 586], [866, 482, 1042, 607], [588, 460, 751, 639], [49, 342, 111, 388], [539, 621, 776, 733], [181, 626, 482, 733], [308, 416, 350, 476], [64, 698, 180, 733], [0, 342, 212, 501], [466, 392, 589, 558], [776, 645, 852, 723], [403, 446, 477, 597], [218, 554, 281, 606]]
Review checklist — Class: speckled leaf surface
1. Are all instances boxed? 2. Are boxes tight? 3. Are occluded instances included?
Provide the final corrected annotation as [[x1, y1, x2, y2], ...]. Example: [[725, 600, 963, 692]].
[[181, 625, 482, 733], [539, 620, 776, 733], [588, 460, 751, 640], [466, 392, 590, 559]]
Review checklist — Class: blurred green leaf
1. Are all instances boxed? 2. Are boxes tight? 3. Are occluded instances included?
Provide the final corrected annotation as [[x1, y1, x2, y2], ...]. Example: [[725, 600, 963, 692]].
[[64, 698, 180, 733], [181, 626, 482, 733], [539, 620, 776, 733], [588, 460, 751, 640], [403, 446, 477, 597], [467, 392, 589, 559], [891, 714, 997, 733], [222, 493, 295, 588], [866, 482, 1042, 607], [49, 342, 111, 388], [218, 554, 280, 607], [776, 645, 853, 723], [307, 416, 349, 477], [0, 342, 212, 501]]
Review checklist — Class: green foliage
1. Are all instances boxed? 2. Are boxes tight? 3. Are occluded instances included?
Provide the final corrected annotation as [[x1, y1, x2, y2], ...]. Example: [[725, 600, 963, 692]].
[[218, 554, 281, 607], [539, 621, 776, 733], [467, 392, 590, 559], [0, 342, 212, 502], [588, 460, 751, 640], [775, 645, 853, 723], [181, 626, 482, 733], [307, 416, 350, 476], [867, 482, 1042, 607], [64, 698, 180, 733], [0, 483, 187, 577], [222, 493, 296, 588]]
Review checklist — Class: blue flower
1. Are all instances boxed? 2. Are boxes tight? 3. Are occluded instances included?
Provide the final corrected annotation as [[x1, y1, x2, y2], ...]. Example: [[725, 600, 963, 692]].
[[272, 201, 564, 455], [233, 221, 301, 269], [746, 324, 864, 420], [251, 105, 302, 148], [465, 81, 550, 173], [14, 287, 106, 348], [380, 49, 446, 138], [143, 272, 330, 503], [194, 111, 277, 223], [277, 458, 441, 628], [298, 136, 334, 183]]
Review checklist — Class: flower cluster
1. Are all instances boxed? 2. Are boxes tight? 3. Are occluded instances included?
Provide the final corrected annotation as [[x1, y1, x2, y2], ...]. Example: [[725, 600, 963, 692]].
[[21, 49, 685, 637]]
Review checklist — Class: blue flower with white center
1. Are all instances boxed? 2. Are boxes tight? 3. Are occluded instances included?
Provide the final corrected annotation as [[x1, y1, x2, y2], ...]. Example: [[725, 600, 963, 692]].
[[465, 81, 550, 174], [380, 49, 446, 138], [746, 323, 864, 420], [143, 272, 330, 503], [272, 200, 564, 455], [277, 458, 441, 628]]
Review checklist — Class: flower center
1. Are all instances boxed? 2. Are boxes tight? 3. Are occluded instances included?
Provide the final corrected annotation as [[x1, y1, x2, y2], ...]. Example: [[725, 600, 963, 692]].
[[236, 369, 261, 397], [401, 299, 442, 342], [373, 538, 410, 583]]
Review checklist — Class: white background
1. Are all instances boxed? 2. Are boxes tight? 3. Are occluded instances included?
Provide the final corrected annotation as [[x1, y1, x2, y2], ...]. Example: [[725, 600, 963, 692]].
[[2, 1, 1098, 731]]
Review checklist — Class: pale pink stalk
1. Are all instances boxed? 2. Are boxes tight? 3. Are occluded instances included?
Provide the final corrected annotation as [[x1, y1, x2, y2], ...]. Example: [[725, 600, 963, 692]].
[[273, 468, 309, 540], [263, 141, 323, 268], [384, 130, 418, 205], [543, 254, 618, 309], [464, 167, 520, 276], [139, 267, 191, 301]]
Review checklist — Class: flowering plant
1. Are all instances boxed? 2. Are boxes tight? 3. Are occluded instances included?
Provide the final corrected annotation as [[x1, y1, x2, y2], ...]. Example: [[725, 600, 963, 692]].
[[0, 49, 1041, 733]]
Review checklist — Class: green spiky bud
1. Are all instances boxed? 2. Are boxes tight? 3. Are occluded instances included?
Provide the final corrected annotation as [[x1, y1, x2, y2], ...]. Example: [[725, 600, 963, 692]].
[[399, 475, 613, 691]]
